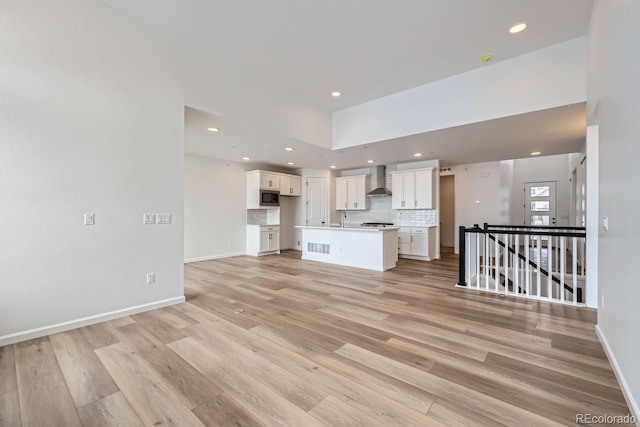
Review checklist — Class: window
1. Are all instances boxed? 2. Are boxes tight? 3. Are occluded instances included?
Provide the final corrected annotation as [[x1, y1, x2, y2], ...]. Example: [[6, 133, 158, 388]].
[[531, 186, 550, 198]]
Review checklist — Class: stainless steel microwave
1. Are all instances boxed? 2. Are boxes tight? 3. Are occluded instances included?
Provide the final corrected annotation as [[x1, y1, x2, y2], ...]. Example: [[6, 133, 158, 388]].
[[260, 189, 280, 207]]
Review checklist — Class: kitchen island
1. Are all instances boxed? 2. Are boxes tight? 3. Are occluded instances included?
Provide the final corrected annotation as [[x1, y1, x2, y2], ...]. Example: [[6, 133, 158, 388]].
[[296, 225, 398, 271]]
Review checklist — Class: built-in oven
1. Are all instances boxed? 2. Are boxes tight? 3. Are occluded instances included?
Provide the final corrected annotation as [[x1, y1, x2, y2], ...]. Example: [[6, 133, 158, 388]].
[[260, 189, 280, 207]]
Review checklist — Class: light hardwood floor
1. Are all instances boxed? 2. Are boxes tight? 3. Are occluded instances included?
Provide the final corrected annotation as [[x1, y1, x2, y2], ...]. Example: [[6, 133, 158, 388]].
[[0, 250, 634, 426]]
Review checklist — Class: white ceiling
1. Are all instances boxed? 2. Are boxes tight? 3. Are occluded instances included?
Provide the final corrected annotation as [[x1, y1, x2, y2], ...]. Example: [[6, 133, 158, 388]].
[[102, 0, 593, 169]]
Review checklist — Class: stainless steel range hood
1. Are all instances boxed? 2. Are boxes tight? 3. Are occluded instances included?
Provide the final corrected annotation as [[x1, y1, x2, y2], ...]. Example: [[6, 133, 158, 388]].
[[366, 165, 392, 197]]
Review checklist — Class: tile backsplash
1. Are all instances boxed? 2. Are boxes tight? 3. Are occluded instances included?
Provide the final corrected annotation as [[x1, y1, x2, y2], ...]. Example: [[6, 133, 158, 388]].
[[341, 197, 437, 227]]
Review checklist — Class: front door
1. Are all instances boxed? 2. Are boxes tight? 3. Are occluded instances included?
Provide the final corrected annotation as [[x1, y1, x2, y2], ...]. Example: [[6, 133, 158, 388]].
[[306, 177, 327, 226], [524, 181, 557, 227]]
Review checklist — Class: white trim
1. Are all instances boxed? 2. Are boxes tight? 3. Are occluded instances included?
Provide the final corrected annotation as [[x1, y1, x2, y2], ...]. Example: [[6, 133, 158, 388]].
[[184, 252, 246, 263], [0, 296, 185, 346], [596, 325, 640, 425], [454, 285, 586, 307]]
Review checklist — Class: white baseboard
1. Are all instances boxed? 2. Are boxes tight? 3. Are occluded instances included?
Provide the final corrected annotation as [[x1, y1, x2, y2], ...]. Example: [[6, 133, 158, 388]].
[[0, 296, 185, 346], [596, 324, 640, 425], [184, 252, 246, 263]]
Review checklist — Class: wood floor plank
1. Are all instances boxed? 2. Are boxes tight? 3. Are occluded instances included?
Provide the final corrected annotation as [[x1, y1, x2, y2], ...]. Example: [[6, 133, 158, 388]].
[[15, 337, 82, 427], [169, 337, 327, 427], [310, 352, 435, 413], [0, 345, 17, 395], [76, 392, 144, 427], [0, 390, 21, 427], [79, 322, 119, 350], [187, 324, 328, 411], [336, 342, 566, 427], [95, 342, 204, 427], [49, 329, 119, 408], [192, 393, 265, 427], [113, 322, 223, 409], [308, 394, 387, 427], [244, 337, 444, 427]]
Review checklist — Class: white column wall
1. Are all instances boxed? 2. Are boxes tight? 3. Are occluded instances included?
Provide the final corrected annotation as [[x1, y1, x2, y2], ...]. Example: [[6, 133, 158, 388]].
[[0, 0, 185, 343], [588, 0, 640, 418]]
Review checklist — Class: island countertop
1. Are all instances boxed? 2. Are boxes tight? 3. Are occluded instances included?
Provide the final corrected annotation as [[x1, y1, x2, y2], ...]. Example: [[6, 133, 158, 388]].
[[295, 225, 399, 232]]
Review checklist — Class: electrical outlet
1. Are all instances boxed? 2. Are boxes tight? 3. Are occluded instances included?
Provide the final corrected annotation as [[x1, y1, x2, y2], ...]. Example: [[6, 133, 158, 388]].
[[146, 272, 156, 285], [143, 214, 156, 224], [84, 213, 95, 225], [157, 213, 172, 224]]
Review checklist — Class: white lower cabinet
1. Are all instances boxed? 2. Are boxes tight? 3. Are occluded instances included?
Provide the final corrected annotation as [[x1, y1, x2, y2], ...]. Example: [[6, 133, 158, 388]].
[[247, 225, 280, 256], [397, 227, 435, 261]]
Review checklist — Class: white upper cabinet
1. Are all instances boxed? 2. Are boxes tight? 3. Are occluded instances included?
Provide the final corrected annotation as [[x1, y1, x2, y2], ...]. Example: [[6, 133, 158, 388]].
[[279, 174, 301, 196], [335, 175, 368, 210], [391, 167, 433, 209], [260, 172, 280, 190]]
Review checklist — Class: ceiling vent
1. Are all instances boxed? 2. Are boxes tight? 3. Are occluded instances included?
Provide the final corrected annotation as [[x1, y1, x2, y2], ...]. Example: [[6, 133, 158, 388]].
[[366, 165, 392, 197]]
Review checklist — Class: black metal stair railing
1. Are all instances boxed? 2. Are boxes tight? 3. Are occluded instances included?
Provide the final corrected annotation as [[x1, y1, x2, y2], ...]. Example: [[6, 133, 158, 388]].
[[458, 223, 586, 304]]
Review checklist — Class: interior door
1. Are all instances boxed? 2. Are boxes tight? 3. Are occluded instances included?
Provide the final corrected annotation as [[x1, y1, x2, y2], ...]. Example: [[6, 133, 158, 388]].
[[524, 181, 557, 227], [306, 177, 327, 226]]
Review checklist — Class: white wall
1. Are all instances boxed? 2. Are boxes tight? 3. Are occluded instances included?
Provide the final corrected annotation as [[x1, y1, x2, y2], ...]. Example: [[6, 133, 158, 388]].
[[0, 1, 185, 344], [333, 37, 586, 148], [184, 155, 247, 262], [588, 0, 640, 418], [454, 161, 503, 252]]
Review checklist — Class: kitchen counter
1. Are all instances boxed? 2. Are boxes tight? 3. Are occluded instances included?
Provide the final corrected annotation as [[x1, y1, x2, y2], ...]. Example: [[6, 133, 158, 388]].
[[300, 225, 400, 232], [296, 225, 398, 271]]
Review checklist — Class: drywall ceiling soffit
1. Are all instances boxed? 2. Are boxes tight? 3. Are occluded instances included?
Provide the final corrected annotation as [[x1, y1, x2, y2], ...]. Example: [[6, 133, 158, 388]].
[[185, 103, 586, 169]]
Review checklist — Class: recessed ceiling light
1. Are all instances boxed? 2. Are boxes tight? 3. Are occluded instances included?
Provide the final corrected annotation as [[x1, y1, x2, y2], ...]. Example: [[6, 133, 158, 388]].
[[330, 165, 336, 169], [285, 147, 295, 151], [207, 127, 219, 132], [367, 160, 374, 164], [531, 151, 541, 156], [331, 91, 342, 97], [242, 157, 251, 160], [287, 162, 295, 165], [414, 153, 423, 157], [510, 22, 527, 34], [481, 54, 494, 64]]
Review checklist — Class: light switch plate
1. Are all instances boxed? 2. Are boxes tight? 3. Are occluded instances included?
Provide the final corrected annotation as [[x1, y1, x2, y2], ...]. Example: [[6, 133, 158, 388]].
[[146, 272, 156, 285], [157, 213, 172, 225], [143, 213, 156, 225]]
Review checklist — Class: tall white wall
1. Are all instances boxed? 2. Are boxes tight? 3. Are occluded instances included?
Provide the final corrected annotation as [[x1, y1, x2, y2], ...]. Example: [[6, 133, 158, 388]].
[[588, 0, 640, 418], [453, 161, 503, 253], [0, 1, 185, 344], [184, 155, 247, 262], [333, 37, 586, 148]]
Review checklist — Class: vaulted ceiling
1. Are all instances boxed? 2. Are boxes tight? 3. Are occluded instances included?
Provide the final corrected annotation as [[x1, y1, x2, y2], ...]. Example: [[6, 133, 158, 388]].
[[101, 0, 593, 169]]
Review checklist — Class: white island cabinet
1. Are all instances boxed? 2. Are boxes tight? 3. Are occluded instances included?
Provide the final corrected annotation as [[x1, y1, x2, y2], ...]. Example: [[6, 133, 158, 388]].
[[296, 226, 398, 271]]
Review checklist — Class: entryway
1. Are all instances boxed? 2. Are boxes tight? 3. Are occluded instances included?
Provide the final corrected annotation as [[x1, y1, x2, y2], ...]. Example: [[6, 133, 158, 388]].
[[440, 174, 455, 253]]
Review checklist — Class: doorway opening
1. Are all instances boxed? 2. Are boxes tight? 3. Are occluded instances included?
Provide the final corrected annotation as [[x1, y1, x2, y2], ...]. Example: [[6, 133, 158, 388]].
[[440, 174, 455, 254]]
